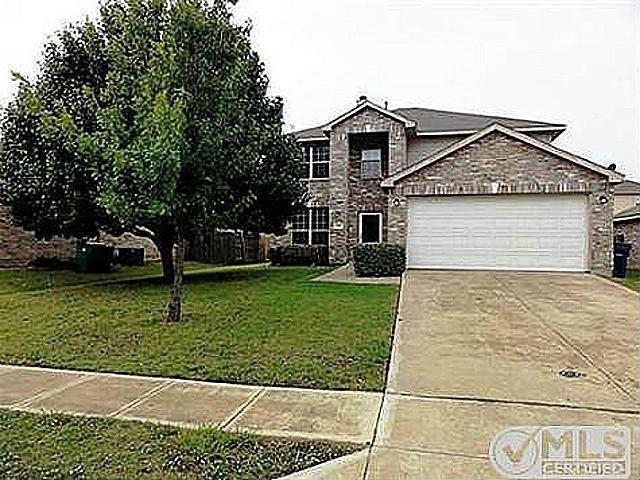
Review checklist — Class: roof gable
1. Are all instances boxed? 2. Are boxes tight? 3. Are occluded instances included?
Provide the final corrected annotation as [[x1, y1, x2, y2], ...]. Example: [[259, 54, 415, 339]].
[[321, 100, 416, 132], [381, 123, 624, 187]]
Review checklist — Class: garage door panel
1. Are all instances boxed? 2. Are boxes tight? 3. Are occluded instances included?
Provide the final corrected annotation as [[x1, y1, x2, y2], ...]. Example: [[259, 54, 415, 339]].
[[407, 195, 588, 271]]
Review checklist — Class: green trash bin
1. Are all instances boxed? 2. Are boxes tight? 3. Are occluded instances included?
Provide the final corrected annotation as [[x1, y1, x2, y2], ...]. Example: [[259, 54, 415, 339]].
[[76, 243, 114, 273]]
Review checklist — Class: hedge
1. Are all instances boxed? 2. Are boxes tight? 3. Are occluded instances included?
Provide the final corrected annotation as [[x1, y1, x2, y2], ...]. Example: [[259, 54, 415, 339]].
[[353, 244, 406, 277], [269, 245, 329, 266]]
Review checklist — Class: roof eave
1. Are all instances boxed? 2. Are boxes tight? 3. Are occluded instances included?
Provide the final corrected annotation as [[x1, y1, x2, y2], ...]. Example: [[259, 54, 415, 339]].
[[296, 136, 329, 142], [614, 214, 640, 223], [414, 125, 567, 137]]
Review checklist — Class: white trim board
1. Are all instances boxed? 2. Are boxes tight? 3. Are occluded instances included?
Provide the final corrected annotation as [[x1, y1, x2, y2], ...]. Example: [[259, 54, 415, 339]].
[[414, 125, 565, 137], [614, 215, 640, 223]]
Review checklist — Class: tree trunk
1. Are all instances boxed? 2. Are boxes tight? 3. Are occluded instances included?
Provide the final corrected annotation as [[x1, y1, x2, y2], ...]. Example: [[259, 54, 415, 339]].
[[165, 232, 185, 323], [156, 227, 175, 283]]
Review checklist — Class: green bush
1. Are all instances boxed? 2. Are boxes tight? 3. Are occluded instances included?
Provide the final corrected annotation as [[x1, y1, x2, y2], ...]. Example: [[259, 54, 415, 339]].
[[269, 246, 329, 266], [354, 244, 406, 277]]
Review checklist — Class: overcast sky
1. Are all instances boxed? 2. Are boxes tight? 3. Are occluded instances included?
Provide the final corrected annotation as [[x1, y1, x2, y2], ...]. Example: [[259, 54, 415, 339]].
[[1, 0, 638, 179]]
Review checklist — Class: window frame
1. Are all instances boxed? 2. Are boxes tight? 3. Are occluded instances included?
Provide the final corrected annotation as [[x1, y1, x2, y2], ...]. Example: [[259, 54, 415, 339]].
[[301, 143, 330, 180], [358, 212, 383, 244], [290, 207, 330, 246], [361, 148, 382, 179], [290, 211, 310, 246]]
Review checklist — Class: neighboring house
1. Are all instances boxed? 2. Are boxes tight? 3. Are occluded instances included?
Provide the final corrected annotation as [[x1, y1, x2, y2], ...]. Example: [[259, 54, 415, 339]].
[[613, 179, 640, 215], [0, 206, 159, 268], [614, 205, 639, 270], [289, 96, 624, 275]]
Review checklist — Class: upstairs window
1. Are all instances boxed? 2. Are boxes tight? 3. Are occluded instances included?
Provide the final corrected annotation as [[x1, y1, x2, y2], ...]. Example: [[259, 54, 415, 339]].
[[302, 143, 330, 179], [290, 207, 329, 245], [361, 149, 382, 179]]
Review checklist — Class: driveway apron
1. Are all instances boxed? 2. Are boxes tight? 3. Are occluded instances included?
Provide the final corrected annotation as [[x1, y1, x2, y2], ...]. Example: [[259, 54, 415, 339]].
[[366, 270, 639, 480]]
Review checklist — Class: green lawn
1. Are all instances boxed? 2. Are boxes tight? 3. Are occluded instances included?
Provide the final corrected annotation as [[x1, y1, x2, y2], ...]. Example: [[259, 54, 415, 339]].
[[0, 409, 357, 480], [0, 267, 397, 391], [0, 261, 217, 295], [619, 269, 639, 292]]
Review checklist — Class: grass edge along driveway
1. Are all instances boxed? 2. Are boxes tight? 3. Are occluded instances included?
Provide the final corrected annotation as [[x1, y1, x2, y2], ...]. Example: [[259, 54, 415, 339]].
[[0, 409, 359, 480], [0, 266, 398, 391]]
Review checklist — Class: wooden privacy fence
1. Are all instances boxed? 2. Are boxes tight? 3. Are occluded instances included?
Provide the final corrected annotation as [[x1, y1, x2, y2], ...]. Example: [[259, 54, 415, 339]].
[[185, 230, 268, 265]]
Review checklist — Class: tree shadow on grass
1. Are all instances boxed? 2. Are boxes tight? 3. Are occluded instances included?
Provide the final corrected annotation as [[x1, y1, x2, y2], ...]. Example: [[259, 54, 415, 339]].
[[100, 266, 274, 290]]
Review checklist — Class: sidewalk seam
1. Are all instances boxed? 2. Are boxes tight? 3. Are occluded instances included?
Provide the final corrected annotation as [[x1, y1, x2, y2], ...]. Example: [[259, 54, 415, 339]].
[[385, 391, 640, 416], [220, 387, 266, 431], [12, 374, 94, 408], [373, 444, 489, 461], [111, 380, 174, 417]]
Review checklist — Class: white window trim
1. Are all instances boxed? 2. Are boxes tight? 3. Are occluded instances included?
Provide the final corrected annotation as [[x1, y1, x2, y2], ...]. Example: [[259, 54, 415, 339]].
[[290, 212, 310, 246], [290, 207, 330, 245], [358, 212, 383, 244], [309, 207, 330, 245], [304, 144, 330, 180]]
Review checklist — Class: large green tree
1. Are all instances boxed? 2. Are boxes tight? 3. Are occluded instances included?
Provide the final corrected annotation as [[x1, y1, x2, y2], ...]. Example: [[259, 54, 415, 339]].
[[0, 0, 303, 322]]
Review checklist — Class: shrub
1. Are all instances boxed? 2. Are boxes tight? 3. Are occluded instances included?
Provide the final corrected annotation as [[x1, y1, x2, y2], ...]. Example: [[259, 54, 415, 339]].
[[353, 244, 406, 277], [28, 257, 75, 271], [269, 245, 329, 266]]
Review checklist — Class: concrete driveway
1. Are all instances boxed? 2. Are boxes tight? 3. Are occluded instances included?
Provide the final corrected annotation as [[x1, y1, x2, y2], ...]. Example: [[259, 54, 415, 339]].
[[368, 271, 639, 479]]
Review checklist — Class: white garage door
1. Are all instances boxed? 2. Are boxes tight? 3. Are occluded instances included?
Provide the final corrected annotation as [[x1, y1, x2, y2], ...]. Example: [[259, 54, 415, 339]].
[[407, 194, 588, 271]]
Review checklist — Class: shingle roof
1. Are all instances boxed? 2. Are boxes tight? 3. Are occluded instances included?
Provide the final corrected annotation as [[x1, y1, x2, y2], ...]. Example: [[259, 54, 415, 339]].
[[392, 107, 565, 134], [614, 205, 640, 221], [291, 106, 566, 139], [615, 180, 640, 195]]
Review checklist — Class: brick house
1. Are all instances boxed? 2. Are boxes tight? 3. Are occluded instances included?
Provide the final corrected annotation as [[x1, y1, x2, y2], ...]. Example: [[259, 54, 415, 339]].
[[614, 206, 640, 270], [289, 97, 624, 275], [0, 206, 159, 268], [613, 180, 640, 215]]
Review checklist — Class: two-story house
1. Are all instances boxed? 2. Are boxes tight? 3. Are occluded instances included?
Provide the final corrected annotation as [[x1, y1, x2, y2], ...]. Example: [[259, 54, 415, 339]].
[[289, 97, 624, 275]]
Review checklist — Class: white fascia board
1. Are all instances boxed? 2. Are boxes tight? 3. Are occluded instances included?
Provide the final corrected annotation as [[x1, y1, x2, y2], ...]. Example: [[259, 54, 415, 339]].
[[296, 136, 329, 142], [414, 125, 566, 137], [614, 215, 640, 223]]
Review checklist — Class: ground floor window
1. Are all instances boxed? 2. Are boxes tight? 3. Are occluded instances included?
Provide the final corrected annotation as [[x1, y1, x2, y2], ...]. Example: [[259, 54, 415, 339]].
[[290, 207, 329, 245], [359, 212, 382, 244]]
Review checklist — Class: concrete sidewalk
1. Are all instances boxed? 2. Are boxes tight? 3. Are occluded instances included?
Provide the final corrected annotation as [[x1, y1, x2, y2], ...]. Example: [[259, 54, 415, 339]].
[[0, 364, 381, 445]]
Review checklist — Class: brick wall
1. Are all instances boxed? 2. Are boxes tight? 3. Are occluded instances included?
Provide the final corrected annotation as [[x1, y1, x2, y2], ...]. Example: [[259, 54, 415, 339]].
[[388, 131, 615, 275], [405, 131, 558, 167], [0, 207, 77, 268], [1, 206, 160, 268], [327, 106, 406, 262]]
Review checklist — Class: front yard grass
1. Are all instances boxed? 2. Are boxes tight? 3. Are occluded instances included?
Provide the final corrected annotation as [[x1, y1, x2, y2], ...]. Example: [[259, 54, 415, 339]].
[[0, 267, 397, 391], [619, 269, 639, 292], [0, 409, 358, 480], [0, 261, 217, 295]]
